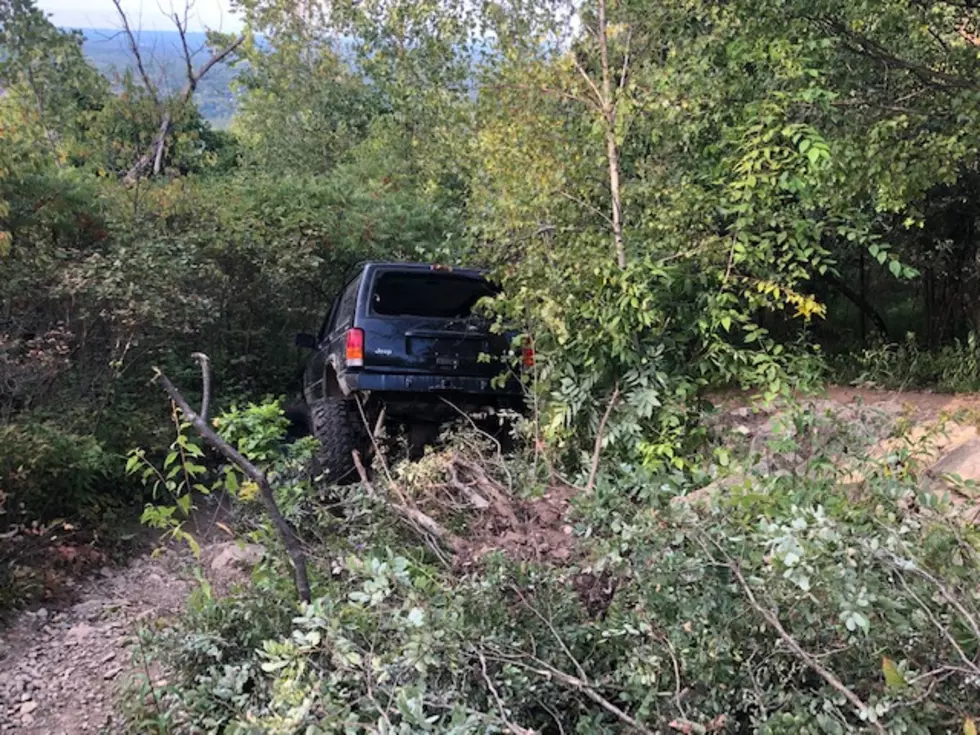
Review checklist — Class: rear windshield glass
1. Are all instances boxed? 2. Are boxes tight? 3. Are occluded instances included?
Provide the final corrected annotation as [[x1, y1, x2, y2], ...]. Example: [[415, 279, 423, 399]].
[[371, 272, 497, 318]]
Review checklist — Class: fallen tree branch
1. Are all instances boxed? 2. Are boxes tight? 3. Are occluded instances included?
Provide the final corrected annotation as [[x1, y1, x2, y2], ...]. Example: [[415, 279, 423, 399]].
[[352, 450, 463, 553], [455, 457, 520, 526], [585, 384, 620, 492], [889, 555, 980, 645], [153, 360, 311, 603], [448, 464, 490, 509], [723, 554, 886, 732], [513, 656, 656, 735], [476, 649, 536, 735]]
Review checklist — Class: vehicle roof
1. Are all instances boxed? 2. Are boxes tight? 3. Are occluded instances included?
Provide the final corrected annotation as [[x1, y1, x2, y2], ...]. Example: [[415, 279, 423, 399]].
[[355, 261, 488, 279]]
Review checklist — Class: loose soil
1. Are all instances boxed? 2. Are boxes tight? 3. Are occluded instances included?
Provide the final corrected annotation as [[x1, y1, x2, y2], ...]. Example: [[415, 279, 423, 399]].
[[0, 497, 247, 734]]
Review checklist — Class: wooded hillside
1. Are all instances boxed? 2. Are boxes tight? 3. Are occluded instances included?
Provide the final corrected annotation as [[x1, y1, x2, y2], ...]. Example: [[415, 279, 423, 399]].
[[3, 0, 980, 731]]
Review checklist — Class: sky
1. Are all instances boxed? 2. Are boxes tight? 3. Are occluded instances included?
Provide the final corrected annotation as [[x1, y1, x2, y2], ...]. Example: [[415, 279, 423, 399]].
[[37, 0, 244, 33]]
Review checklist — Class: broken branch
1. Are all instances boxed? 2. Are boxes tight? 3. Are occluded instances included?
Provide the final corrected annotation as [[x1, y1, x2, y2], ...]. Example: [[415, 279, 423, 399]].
[[153, 360, 311, 603], [585, 384, 620, 492], [352, 450, 463, 553]]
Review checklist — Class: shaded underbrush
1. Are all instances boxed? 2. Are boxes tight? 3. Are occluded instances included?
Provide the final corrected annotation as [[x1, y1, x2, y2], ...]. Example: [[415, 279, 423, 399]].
[[125, 401, 980, 734]]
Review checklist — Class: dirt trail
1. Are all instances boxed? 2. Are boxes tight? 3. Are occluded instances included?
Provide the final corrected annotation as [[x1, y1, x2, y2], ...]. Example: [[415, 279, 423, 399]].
[[705, 386, 980, 518], [0, 551, 191, 733], [0, 497, 252, 734], [823, 385, 980, 419]]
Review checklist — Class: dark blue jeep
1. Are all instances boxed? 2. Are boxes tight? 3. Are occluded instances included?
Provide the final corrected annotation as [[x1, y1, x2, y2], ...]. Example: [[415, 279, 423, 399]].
[[295, 262, 528, 481]]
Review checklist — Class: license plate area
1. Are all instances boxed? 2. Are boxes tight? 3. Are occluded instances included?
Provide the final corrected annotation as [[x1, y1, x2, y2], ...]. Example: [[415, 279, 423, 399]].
[[407, 337, 487, 362]]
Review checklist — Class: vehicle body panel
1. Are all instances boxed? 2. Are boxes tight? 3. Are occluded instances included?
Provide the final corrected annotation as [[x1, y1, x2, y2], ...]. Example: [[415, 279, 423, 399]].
[[300, 262, 523, 416]]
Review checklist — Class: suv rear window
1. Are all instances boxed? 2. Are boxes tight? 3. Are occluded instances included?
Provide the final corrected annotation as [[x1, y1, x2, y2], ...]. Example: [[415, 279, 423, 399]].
[[371, 272, 497, 318]]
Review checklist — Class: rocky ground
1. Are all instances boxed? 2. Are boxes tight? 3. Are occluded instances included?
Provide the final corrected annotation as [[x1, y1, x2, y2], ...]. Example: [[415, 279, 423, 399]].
[[0, 549, 193, 734], [0, 488, 261, 735], [703, 387, 980, 517]]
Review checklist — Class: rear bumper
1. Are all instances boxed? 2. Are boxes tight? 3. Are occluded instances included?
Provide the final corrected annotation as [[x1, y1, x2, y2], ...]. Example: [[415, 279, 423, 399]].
[[339, 370, 521, 397]]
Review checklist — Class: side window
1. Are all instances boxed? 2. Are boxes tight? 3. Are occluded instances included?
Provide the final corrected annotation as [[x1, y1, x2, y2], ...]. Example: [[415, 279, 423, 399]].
[[332, 276, 361, 333]]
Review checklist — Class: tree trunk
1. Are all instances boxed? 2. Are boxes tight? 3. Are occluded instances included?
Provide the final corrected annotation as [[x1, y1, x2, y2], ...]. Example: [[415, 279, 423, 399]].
[[822, 271, 890, 341], [597, 0, 626, 269]]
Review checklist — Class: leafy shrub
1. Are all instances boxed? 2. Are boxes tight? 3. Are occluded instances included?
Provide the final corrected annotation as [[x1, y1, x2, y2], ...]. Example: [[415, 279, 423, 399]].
[[837, 331, 980, 393], [0, 420, 115, 524], [126, 584, 298, 734], [133, 412, 980, 734]]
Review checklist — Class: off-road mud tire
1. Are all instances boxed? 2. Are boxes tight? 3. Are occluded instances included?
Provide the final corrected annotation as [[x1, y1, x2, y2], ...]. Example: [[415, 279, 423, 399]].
[[309, 396, 365, 484]]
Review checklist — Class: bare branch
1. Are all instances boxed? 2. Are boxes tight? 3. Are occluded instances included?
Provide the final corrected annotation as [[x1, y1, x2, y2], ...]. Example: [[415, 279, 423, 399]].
[[153, 361, 311, 603], [476, 649, 535, 735], [896, 575, 980, 676], [124, 33, 244, 183], [190, 352, 210, 420], [510, 584, 588, 681], [170, 3, 196, 86], [723, 553, 886, 732], [486, 82, 594, 108], [111, 0, 160, 106], [151, 113, 171, 176], [661, 633, 688, 719], [570, 53, 606, 109], [190, 35, 245, 88], [618, 26, 633, 92], [559, 190, 614, 226], [512, 656, 656, 735], [585, 384, 620, 492]]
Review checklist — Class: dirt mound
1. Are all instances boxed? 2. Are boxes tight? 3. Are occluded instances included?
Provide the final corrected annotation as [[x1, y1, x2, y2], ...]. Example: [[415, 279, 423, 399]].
[[696, 387, 980, 520], [372, 446, 581, 568], [452, 481, 579, 567]]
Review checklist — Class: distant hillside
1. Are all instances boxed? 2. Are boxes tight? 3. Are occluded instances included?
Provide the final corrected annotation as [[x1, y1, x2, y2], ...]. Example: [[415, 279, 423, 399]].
[[80, 28, 239, 128]]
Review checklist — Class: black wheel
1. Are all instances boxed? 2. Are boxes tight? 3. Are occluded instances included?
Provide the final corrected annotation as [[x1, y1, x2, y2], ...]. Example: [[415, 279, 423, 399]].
[[309, 396, 365, 484]]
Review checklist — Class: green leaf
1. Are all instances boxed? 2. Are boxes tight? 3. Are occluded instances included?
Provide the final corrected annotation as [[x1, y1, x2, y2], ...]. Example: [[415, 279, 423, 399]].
[[184, 443, 204, 457], [882, 657, 906, 689], [888, 259, 902, 278]]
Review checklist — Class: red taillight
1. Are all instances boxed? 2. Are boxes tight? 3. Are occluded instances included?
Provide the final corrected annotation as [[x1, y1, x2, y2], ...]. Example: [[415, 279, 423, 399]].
[[522, 343, 535, 368], [346, 328, 364, 367]]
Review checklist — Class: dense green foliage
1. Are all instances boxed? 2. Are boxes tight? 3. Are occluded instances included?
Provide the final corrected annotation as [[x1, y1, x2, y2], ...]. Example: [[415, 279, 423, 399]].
[[129, 408, 980, 733], [4, 0, 980, 728]]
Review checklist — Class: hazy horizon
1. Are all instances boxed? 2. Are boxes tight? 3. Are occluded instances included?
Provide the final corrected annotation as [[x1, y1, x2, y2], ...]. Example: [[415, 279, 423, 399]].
[[36, 0, 243, 34]]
